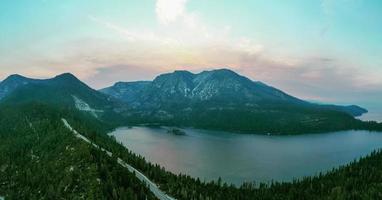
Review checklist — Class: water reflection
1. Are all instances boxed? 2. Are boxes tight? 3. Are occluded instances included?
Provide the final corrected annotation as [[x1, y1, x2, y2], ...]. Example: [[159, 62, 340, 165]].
[[111, 127, 382, 186]]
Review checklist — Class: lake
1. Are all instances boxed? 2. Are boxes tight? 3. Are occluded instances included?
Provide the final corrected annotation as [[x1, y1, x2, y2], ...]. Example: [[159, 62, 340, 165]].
[[357, 106, 382, 122], [110, 127, 382, 186]]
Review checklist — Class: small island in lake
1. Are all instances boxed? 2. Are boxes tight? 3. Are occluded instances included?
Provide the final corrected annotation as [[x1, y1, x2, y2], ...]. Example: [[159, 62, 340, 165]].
[[167, 128, 186, 135]]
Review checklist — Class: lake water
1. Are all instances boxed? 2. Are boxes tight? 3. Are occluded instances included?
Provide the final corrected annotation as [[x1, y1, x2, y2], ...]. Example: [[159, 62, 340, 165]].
[[110, 127, 382, 186], [357, 106, 382, 122]]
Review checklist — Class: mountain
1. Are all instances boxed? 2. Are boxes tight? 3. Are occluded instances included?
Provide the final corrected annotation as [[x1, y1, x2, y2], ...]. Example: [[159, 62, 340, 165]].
[[1, 71, 382, 199], [100, 69, 367, 134], [0, 70, 369, 134], [100, 69, 304, 109], [100, 81, 151, 108], [0, 74, 42, 99], [0, 73, 127, 121]]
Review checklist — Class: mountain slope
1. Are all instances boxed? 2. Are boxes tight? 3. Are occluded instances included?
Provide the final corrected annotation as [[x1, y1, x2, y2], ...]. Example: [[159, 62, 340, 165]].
[[101, 69, 304, 107], [0, 70, 369, 134], [0, 103, 156, 199], [101, 69, 366, 114], [0, 73, 127, 122], [100, 69, 368, 134], [0, 74, 42, 99], [100, 81, 151, 108]]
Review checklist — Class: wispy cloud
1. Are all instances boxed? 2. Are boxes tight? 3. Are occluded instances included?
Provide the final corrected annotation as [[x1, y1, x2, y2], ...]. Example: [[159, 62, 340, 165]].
[[88, 15, 137, 41], [0, 0, 380, 106]]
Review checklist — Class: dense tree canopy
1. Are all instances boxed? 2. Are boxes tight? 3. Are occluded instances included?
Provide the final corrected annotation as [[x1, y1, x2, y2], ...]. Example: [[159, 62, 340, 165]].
[[0, 104, 156, 200], [1, 102, 382, 199]]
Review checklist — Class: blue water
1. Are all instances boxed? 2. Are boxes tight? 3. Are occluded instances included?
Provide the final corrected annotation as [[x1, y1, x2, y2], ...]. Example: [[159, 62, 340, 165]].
[[111, 127, 382, 186]]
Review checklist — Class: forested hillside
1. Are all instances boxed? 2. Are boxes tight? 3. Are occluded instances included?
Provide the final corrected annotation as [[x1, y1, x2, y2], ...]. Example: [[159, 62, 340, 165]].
[[101, 69, 374, 134], [0, 72, 380, 135], [62, 104, 382, 200], [1, 102, 382, 199], [88, 129, 382, 199], [0, 103, 156, 200]]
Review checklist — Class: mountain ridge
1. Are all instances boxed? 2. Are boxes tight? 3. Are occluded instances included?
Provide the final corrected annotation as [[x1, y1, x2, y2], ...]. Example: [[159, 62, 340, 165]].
[[102, 69, 305, 104], [100, 68, 367, 116], [0, 72, 127, 123], [99, 68, 369, 134], [0, 69, 371, 134]]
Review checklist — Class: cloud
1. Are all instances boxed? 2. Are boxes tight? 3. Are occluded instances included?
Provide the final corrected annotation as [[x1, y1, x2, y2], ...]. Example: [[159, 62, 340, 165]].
[[156, 0, 188, 25], [88, 15, 137, 41], [242, 56, 382, 104], [1, 0, 381, 106], [1, 30, 381, 105]]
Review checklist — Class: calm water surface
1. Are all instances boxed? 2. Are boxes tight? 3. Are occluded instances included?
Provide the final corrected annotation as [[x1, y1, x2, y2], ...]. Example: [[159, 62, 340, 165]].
[[110, 127, 382, 185], [357, 106, 382, 122]]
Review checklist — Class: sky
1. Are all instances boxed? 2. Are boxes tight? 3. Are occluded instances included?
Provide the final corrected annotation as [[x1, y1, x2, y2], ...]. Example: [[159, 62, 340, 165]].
[[0, 0, 381, 109]]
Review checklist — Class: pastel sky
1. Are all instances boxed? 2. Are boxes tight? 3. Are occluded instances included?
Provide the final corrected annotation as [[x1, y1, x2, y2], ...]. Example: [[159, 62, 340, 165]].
[[1, 0, 381, 108]]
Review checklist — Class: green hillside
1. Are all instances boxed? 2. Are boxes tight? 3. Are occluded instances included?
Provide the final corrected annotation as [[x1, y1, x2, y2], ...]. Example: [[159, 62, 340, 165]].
[[101, 69, 372, 134], [1, 102, 382, 199], [0, 103, 156, 200]]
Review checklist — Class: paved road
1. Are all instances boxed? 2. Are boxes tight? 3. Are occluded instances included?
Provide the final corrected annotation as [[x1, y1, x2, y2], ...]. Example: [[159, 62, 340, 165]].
[[62, 119, 176, 200]]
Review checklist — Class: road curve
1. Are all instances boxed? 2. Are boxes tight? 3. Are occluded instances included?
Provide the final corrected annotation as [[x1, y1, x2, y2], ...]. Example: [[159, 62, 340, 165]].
[[61, 118, 176, 200]]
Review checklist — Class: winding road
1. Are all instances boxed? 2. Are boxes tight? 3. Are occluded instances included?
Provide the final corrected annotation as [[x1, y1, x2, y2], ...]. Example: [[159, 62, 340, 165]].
[[61, 118, 176, 200]]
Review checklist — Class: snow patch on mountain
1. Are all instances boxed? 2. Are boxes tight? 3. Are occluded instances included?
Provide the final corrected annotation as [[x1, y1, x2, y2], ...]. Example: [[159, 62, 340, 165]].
[[72, 95, 103, 118]]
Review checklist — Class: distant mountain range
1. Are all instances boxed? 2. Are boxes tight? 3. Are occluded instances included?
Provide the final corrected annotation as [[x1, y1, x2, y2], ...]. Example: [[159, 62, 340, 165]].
[[101, 69, 366, 116], [0, 68, 371, 134], [100, 69, 368, 133]]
